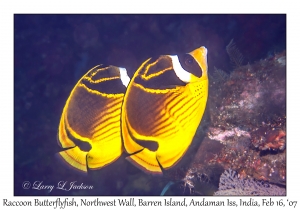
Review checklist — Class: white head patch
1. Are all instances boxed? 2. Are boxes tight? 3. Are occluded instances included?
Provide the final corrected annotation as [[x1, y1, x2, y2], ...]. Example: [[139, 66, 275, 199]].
[[168, 55, 191, 83], [119, 67, 130, 87]]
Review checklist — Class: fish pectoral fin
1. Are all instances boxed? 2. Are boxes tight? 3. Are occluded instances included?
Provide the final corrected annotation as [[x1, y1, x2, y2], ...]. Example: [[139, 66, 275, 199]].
[[56, 146, 88, 173], [126, 148, 163, 175]]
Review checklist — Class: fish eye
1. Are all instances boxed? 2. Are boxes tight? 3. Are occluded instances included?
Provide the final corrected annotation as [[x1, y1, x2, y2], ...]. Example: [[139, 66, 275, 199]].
[[185, 56, 194, 66]]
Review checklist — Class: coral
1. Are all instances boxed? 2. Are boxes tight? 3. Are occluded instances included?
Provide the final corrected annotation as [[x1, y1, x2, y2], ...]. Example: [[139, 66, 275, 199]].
[[211, 66, 229, 83], [226, 39, 244, 67], [251, 127, 286, 151], [214, 169, 286, 196], [207, 51, 286, 183], [208, 127, 250, 143]]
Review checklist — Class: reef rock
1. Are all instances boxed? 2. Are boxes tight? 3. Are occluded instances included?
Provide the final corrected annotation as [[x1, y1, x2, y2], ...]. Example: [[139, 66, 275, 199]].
[[181, 51, 286, 195]]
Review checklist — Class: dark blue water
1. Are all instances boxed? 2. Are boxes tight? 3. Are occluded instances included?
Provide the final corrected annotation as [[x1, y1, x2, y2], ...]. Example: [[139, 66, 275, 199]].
[[14, 14, 286, 196]]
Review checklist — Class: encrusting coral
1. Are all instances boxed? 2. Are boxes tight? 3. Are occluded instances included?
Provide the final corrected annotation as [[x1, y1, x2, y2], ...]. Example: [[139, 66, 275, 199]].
[[180, 50, 286, 195], [214, 169, 286, 196]]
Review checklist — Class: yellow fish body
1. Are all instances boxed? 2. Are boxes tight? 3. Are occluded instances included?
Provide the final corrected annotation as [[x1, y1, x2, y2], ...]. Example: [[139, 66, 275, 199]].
[[121, 46, 208, 174], [57, 65, 130, 172], [57, 47, 208, 175]]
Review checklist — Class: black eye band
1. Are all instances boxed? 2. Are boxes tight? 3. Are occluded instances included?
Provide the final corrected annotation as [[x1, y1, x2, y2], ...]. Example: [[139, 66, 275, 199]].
[[178, 54, 202, 78], [185, 55, 194, 66]]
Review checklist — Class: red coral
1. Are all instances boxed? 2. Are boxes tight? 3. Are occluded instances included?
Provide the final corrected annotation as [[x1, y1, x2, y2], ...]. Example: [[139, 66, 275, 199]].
[[251, 128, 285, 151]]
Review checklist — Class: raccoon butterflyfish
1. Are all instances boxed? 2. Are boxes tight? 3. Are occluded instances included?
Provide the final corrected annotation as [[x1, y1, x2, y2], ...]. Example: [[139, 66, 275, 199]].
[[121, 46, 208, 174], [57, 65, 130, 172]]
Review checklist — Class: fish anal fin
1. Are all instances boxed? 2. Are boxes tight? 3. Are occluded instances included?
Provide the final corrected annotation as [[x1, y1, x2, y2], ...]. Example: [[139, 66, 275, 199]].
[[56, 146, 88, 173], [126, 148, 163, 175], [86, 140, 122, 170]]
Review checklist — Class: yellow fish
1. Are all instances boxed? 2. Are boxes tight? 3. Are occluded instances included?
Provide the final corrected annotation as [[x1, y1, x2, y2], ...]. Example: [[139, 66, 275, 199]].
[[121, 46, 208, 174], [57, 47, 208, 174], [57, 65, 130, 172]]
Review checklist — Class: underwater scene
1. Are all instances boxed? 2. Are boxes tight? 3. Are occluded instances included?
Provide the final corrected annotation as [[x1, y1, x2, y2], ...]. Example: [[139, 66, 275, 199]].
[[14, 14, 286, 196]]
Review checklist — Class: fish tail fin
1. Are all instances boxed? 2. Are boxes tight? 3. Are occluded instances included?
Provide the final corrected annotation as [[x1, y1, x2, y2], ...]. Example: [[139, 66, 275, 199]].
[[56, 146, 88, 173]]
